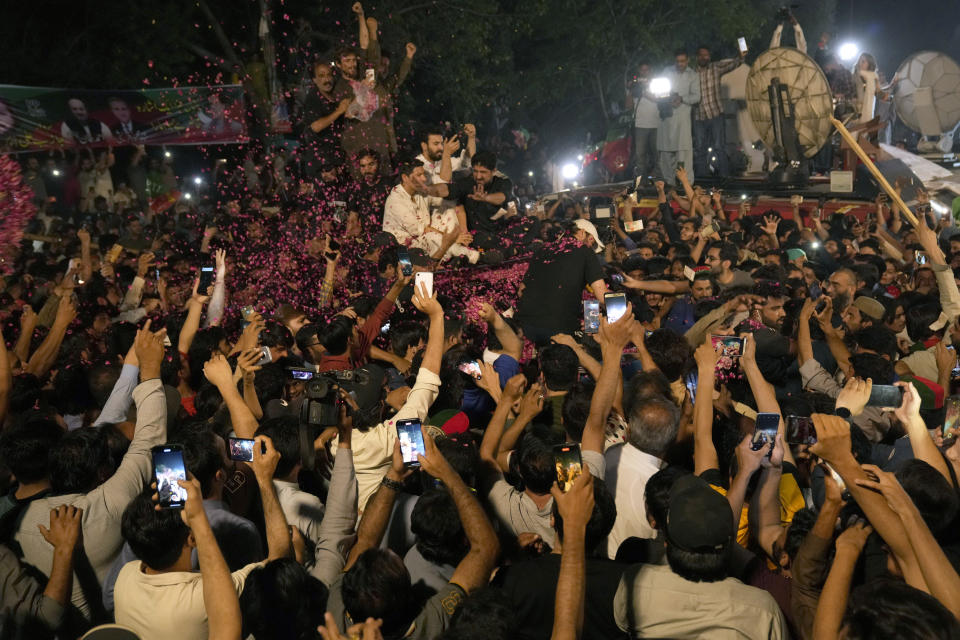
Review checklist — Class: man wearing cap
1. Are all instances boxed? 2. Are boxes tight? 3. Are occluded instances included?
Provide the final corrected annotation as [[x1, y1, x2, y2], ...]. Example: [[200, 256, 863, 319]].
[[516, 219, 607, 345], [841, 296, 884, 334], [613, 475, 787, 638]]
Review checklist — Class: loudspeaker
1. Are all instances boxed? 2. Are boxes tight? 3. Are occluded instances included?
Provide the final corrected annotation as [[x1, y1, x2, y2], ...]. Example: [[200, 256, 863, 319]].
[[853, 159, 922, 201]]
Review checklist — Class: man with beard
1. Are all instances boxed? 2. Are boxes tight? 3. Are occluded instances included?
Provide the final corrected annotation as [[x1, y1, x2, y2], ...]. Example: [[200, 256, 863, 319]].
[[749, 279, 793, 388], [352, 149, 392, 227], [416, 125, 477, 185], [705, 242, 754, 291], [824, 268, 857, 315], [60, 97, 113, 145], [301, 61, 353, 177], [841, 296, 885, 334]]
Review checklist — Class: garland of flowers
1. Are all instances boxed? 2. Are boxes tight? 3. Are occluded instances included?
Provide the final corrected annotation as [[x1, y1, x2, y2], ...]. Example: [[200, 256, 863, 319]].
[[0, 155, 37, 276]]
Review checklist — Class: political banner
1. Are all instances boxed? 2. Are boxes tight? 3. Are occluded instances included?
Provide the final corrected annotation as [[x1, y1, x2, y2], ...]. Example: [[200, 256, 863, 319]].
[[0, 84, 247, 152]]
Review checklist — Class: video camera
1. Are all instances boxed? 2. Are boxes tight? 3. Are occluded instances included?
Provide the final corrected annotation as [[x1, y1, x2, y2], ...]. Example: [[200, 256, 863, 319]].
[[290, 368, 370, 428], [776, 4, 798, 20]]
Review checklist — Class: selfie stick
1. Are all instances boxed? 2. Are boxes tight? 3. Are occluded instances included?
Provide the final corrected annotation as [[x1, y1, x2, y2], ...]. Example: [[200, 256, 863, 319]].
[[829, 116, 920, 228]]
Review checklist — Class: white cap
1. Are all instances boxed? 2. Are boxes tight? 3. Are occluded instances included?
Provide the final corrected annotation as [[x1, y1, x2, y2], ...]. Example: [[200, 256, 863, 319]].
[[573, 219, 605, 253]]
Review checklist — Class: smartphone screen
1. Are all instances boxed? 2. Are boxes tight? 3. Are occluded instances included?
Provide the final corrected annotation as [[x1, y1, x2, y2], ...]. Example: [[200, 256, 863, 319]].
[[711, 335, 745, 357], [786, 415, 816, 445], [398, 248, 413, 276], [583, 300, 600, 334], [684, 370, 698, 399], [457, 360, 483, 379], [866, 384, 904, 408], [197, 266, 215, 293], [752, 413, 780, 451], [823, 461, 847, 493], [605, 293, 627, 322], [152, 445, 188, 509], [738, 37, 748, 53], [396, 419, 425, 466], [809, 282, 822, 300], [287, 367, 315, 380], [609, 273, 625, 285], [228, 437, 256, 462], [916, 251, 928, 265], [415, 271, 434, 298], [553, 443, 583, 492], [944, 396, 960, 435]]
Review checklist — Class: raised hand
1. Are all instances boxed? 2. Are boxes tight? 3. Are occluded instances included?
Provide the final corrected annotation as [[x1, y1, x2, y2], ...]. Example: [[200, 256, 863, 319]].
[[405, 42, 417, 59], [808, 413, 854, 467], [835, 520, 872, 555], [416, 425, 456, 481], [834, 377, 872, 418], [251, 435, 281, 483], [203, 353, 234, 389], [854, 464, 917, 517], [134, 319, 166, 379], [550, 469, 595, 528], [411, 282, 442, 318]]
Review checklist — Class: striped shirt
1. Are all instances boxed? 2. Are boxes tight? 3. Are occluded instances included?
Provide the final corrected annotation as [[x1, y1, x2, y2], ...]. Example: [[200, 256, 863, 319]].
[[696, 58, 742, 120]]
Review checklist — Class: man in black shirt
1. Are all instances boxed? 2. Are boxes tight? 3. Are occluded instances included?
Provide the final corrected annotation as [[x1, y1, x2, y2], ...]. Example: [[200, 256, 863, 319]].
[[426, 151, 513, 249], [516, 219, 608, 344], [351, 148, 393, 228], [301, 61, 352, 177]]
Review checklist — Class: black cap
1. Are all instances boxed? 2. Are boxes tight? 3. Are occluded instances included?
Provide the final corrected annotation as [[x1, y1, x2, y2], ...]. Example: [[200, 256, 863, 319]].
[[665, 475, 733, 552]]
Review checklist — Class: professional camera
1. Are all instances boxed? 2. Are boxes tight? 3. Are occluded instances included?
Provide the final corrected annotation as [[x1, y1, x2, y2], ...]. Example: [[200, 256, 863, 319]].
[[297, 368, 370, 428], [776, 4, 798, 21]]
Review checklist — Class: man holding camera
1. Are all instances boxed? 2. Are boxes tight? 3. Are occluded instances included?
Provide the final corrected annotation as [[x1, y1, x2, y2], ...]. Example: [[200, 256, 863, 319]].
[[625, 63, 659, 178]]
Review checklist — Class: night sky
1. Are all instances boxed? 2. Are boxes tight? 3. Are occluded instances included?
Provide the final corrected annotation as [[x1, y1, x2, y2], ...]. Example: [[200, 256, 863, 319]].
[[837, 0, 960, 77]]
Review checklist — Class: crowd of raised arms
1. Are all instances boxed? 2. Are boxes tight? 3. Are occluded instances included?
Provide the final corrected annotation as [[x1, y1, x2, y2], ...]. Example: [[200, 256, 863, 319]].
[[4, 3, 960, 640]]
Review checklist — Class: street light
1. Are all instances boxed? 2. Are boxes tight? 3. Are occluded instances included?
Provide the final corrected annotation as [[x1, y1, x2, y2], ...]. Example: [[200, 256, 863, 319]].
[[193, 176, 203, 185], [561, 163, 579, 180]]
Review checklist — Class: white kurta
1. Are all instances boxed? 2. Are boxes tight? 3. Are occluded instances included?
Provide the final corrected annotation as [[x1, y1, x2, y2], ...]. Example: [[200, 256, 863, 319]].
[[657, 67, 701, 152]]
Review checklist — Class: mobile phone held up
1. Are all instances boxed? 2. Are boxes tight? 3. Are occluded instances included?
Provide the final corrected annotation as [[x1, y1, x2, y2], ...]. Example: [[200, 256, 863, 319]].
[[738, 36, 748, 54], [197, 266, 215, 294], [415, 271, 434, 298], [604, 292, 627, 323], [152, 445, 188, 509], [458, 360, 483, 379], [396, 419, 425, 467], [866, 384, 904, 408], [944, 395, 960, 436], [711, 335, 745, 358], [228, 437, 256, 462], [398, 247, 413, 276], [751, 412, 780, 451], [553, 443, 583, 493], [583, 300, 600, 334]]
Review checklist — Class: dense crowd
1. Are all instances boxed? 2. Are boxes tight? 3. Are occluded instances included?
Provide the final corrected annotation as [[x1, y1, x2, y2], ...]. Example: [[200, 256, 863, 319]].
[[4, 4, 960, 640]]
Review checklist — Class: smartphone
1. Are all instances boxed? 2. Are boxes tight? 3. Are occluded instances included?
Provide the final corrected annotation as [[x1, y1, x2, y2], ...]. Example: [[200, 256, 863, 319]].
[[677, 161, 685, 169], [583, 300, 600, 334], [822, 461, 847, 493], [683, 266, 696, 281], [152, 445, 188, 509], [256, 345, 272, 367], [684, 371, 698, 399], [328, 239, 341, 252], [365, 68, 375, 83], [106, 243, 124, 263], [553, 443, 583, 493], [197, 266, 215, 293], [711, 335, 745, 357], [457, 360, 483, 379], [604, 292, 627, 323], [752, 412, 780, 451], [915, 251, 929, 265], [228, 437, 256, 462], [624, 220, 644, 233], [786, 415, 816, 445], [241, 305, 256, 329], [809, 281, 822, 300], [609, 273, 625, 285], [866, 384, 904, 408], [398, 247, 413, 276], [815, 298, 828, 314], [738, 37, 748, 54], [944, 396, 960, 435], [396, 418, 425, 467], [700, 220, 720, 238], [287, 367, 315, 380], [415, 271, 434, 298]]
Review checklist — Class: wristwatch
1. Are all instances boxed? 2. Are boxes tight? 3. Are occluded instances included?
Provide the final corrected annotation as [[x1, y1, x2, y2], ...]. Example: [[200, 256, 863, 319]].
[[834, 407, 852, 420]]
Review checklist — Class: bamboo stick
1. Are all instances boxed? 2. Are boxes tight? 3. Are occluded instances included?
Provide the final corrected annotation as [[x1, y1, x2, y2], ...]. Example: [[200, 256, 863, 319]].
[[829, 116, 920, 228]]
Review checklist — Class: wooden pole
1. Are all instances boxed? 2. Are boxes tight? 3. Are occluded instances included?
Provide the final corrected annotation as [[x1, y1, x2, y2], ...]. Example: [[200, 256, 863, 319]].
[[829, 116, 920, 228]]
